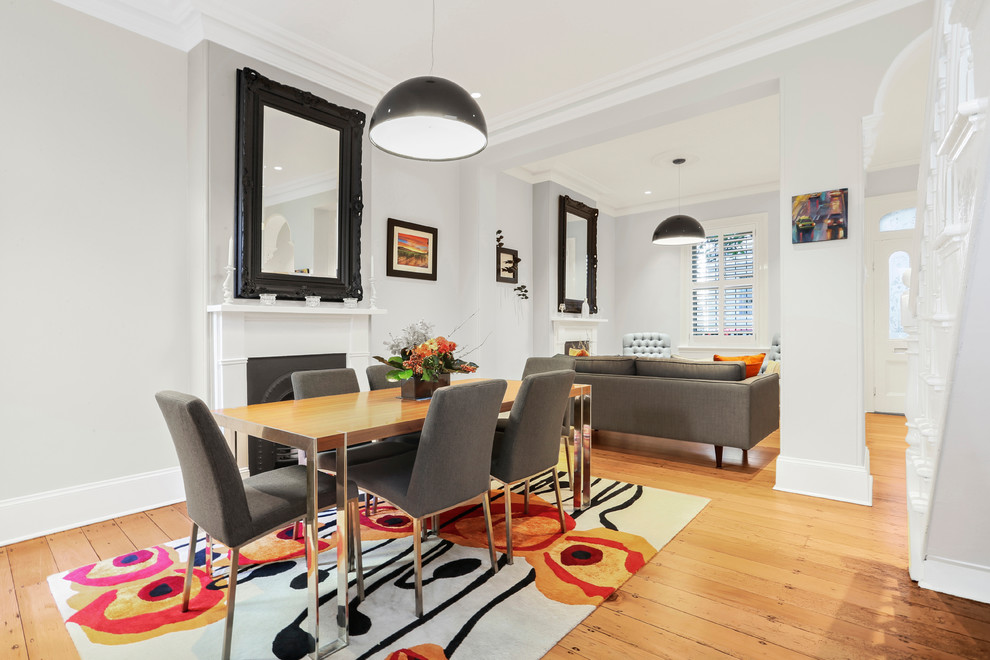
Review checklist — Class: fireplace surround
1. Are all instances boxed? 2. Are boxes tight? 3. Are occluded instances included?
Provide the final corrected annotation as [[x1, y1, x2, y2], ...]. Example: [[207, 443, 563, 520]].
[[208, 301, 386, 469]]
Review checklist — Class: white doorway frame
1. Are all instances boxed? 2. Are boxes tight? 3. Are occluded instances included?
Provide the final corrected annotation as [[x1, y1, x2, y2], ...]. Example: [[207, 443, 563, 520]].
[[863, 191, 918, 413]]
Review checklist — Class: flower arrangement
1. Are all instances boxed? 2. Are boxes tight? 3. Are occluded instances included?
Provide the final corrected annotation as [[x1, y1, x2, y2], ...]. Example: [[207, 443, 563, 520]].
[[375, 321, 479, 382]]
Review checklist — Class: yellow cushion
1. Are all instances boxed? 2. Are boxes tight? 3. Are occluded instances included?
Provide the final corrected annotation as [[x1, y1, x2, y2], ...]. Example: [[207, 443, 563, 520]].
[[713, 353, 766, 378]]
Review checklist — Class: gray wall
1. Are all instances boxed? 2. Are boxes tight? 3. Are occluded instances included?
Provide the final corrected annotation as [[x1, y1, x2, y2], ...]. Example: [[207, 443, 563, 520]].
[[1, 0, 191, 501], [530, 182, 617, 355], [612, 191, 781, 352]]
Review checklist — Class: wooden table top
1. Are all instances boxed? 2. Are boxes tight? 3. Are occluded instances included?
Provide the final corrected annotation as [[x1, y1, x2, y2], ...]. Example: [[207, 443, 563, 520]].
[[214, 378, 590, 453]]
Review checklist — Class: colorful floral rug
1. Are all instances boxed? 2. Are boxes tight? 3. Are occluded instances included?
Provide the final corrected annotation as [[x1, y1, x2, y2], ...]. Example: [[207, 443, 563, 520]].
[[48, 474, 708, 660]]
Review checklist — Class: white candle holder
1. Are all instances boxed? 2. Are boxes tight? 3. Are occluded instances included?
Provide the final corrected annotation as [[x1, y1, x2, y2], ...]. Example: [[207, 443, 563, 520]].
[[222, 265, 235, 303]]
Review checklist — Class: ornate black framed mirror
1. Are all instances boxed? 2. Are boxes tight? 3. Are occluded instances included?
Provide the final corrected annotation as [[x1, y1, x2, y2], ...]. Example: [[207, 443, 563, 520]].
[[235, 68, 365, 301], [557, 195, 599, 313]]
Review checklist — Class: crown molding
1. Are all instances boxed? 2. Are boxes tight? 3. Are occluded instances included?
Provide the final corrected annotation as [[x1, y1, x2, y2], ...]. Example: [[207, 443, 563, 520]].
[[867, 156, 922, 172], [53, 0, 202, 49], [488, 0, 925, 142], [56, 0, 923, 139], [53, 0, 391, 106], [507, 164, 779, 218], [612, 182, 780, 218], [197, 2, 390, 106]]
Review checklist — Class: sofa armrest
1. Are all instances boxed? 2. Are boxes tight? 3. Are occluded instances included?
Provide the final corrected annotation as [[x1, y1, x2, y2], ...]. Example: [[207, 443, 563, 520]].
[[574, 372, 779, 449], [745, 372, 780, 445]]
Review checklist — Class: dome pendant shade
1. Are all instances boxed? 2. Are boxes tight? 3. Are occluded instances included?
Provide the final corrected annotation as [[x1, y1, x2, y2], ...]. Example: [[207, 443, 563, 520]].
[[652, 214, 706, 245], [369, 76, 488, 161]]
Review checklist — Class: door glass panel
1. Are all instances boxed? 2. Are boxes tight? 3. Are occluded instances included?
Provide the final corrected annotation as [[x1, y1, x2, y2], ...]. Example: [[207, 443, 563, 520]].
[[879, 208, 916, 232], [889, 251, 910, 339]]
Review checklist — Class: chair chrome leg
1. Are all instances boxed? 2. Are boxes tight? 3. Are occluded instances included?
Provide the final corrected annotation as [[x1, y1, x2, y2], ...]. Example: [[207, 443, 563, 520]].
[[563, 433, 574, 487], [204, 534, 214, 579], [482, 492, 499, 574], [431, 513, 439, 536], [502, 482, 514, 565], [551, 469, 567, 533], [222, 547, 239, 660], [412, 517, 424, 617], [350, 499, 365, 601], [182, 522, 198, 612], [523, 479, 530, 515]]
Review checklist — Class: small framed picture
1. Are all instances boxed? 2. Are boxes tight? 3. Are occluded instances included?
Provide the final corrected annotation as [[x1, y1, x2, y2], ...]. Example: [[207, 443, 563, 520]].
[[792, 188, 848, 244], [496, 247, 519, 284], [386, 218, 438, 281]]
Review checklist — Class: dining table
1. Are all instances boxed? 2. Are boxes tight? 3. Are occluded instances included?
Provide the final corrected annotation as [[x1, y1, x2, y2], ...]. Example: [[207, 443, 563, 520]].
[[212, 377, 592, 658]]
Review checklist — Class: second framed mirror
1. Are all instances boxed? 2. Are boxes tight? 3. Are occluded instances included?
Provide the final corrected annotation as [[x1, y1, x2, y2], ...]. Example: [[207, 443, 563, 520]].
[[557, 195, 599, 314]]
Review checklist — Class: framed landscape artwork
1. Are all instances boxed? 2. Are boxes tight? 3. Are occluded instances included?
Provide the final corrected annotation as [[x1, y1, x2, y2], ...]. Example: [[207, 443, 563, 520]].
[[386, 218, 438, 281], [792, 188, 848, 244], [496, 247, 519, 284]]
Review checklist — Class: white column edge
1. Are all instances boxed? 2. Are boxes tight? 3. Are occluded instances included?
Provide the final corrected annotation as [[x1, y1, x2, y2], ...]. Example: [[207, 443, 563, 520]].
[[774, 450, 874, 506]]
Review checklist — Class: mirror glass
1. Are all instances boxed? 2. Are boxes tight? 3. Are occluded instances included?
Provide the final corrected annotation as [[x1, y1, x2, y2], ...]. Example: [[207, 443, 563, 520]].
[[261, 107, 340, 278], [557, 195, 598, 313], [563, 212, 588, 301], [236, 68, 365, 301]]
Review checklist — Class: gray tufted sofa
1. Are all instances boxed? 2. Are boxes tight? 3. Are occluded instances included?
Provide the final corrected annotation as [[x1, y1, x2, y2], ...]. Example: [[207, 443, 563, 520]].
[[567, 355, 779, 468], [622, 332, 672, 357]]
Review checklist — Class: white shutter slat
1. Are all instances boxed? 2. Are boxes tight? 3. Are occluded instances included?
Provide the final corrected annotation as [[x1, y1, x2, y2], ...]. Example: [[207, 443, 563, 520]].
[[691, 287, 719, 336], [724, 231, 754, 281], [691, 236, 719, 283], [724, 285, 754, 336]]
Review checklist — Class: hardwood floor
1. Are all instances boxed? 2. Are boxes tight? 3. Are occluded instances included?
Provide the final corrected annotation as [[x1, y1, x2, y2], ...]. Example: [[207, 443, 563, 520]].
[[548, 415, 990, 659], [4, 414, 989, 659]]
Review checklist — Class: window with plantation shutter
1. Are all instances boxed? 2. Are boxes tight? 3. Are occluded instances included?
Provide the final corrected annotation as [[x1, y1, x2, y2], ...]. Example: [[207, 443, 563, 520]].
[[683, 215, 766, 345]]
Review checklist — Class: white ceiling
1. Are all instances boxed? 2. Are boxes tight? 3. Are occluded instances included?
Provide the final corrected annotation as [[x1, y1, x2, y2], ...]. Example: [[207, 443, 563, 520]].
[[56, 0, 930, 214], [507, 94, 781, 217]]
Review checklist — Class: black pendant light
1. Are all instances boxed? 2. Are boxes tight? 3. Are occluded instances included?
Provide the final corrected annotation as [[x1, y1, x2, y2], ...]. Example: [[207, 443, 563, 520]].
[[652, 158, 705, 245], [369, 1, 487, 161]]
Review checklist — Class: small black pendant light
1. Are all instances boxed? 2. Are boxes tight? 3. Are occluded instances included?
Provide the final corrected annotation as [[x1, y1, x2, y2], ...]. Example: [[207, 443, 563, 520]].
[[652, 158, 706, 245], [369, 1, 487, 161]]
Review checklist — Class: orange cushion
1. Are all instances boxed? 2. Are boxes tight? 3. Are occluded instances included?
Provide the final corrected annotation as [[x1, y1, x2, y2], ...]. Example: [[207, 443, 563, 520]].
[[713, 353, 766, 378], [568, 348, 590, 357]]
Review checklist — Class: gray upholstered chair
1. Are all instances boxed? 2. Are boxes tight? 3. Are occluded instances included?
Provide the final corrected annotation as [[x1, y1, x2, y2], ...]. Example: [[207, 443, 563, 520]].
[[155, 391, 362, 660], [366, 363, 400, 390], [621, 332, 672, 357], [521, 355, 575, 378], [290, 366, 360, 399], [761, 333, 781, 372], [347, 379, 508, 617], [516, 356, 579, 485], [291, 368, 417, 475], [490, 370, 575, 564]]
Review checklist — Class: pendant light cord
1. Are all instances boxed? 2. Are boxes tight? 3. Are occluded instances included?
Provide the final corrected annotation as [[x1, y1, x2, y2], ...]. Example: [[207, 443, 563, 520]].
[[677, 164, 682, 215], [430, 0, 436, 75]]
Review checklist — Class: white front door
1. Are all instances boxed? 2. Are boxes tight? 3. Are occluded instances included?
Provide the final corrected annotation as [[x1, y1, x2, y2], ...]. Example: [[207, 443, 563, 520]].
[[872, 235, 912, 413]]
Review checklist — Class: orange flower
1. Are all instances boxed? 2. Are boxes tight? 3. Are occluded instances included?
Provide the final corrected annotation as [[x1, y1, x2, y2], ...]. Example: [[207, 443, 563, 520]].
[[386, 644, 448, 660], [530, 528, 655, 605]]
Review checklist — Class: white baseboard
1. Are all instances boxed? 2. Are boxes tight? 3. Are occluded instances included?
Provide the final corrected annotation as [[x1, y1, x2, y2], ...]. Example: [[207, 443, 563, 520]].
[[0, 467, 187, 547], [774, 451, 874, 506], [920, 555, 990, 604]]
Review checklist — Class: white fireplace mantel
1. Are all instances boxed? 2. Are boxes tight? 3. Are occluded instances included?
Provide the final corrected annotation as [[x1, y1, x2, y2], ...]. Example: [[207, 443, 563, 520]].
[[208, 302, 387, 409], [551, 315, 608, 355]]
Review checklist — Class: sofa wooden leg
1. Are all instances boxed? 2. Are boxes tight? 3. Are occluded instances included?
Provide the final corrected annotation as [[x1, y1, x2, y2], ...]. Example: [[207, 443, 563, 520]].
[[743, 449, 749, 464], [714, 445, 723, 468]]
